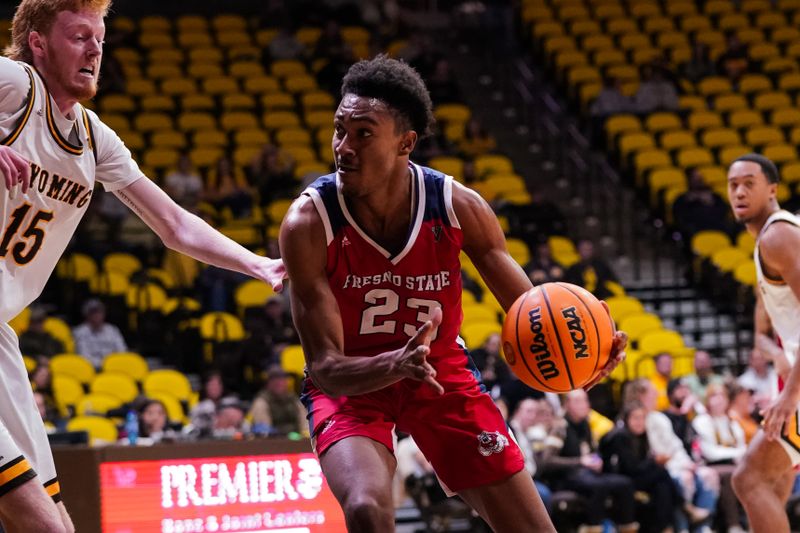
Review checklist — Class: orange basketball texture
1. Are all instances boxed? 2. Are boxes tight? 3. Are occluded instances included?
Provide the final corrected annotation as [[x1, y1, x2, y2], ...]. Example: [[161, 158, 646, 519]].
[[501, 282, 614, 393]]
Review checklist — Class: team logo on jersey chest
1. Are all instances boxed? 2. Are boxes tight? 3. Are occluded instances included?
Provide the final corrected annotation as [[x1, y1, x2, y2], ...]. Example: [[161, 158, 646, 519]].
[[431, 225, 443, 242], [477, 431, 508, 456]]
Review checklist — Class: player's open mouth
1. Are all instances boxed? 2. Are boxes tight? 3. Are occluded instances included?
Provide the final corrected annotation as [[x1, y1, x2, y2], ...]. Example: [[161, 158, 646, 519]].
[[79, 67, 95, 77], [337, 164, 358, 172]]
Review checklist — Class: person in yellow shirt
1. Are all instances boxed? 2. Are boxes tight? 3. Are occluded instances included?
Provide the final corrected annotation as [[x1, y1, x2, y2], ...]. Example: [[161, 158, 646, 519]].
[[648, 352, 673, 411]]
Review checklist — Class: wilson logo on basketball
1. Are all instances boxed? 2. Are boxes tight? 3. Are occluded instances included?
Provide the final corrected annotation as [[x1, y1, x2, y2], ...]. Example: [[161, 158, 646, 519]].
[[562, 306, 590, 359], [527, 307, 560, 380]]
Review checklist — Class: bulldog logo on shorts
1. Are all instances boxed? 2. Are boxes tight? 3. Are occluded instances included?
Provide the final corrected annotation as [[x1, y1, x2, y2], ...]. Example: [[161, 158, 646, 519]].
[[477, 431, 508, 456]]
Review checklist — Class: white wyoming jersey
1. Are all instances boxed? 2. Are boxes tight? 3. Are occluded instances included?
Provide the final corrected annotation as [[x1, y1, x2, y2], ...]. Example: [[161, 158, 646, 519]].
[[0, 61, 141, 322], [755, 209, 800, 365]]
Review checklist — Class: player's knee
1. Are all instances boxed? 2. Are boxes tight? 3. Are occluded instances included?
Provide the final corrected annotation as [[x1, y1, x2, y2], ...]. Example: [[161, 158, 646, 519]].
[[731, 462, 755, 498], [343, 494, 392, 529]]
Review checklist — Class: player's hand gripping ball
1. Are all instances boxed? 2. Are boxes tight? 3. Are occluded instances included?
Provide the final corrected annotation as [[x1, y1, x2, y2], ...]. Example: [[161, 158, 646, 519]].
[[501, 282, 614, 393]]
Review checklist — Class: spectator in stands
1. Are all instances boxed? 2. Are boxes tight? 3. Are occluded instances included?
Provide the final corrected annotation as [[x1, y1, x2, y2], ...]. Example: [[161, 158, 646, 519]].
[[249, 144, 296, 206], [136, 398, 177, 444], [459, 118, 496, 159], [737, 347, 778, 405], [727, 383, 758, 445], [716, 34, 749, 85], [672, 167, 732, 239], [590, 75, 634, 118], [189, 370, 226, 432], [693, 383, 747, 533], [600, 401, 681, 533], [213, 396, 250, 437], [204, 156, 254, 219], [426, 58, 461, 105], [564, 239, 619, 299], [684, 351, 725, 401], [250, 366, 308, 436], [509, 398, 553, 513], [18, 306, 64, 358], [525, 241, 564, 285], [649, 352, 673, 411], [33, 390, 63, 433], [537, 390, 638, 533], [501, 186, 567, 244], [634, 63, 679, 114], [682, 43, 716, 85], [164, 153, 203, 209], [73, 299, 127, 369], [663, 377, 701, 456], [267, 27, 306, 61], [625, 379, 718, 530], [470, 332, 510, 390]]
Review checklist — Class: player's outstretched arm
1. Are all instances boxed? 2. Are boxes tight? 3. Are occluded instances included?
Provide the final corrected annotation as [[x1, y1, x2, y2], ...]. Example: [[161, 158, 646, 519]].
[[452, 181, 626, 388], [757, 222, 800, 439], [279, 196, 443, 397], [113, 177, 285, 291]]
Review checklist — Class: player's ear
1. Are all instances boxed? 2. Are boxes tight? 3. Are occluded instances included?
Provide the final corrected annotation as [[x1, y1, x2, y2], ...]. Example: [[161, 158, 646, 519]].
[[28, 31, 45, 59], [399, 131, 417, 156]]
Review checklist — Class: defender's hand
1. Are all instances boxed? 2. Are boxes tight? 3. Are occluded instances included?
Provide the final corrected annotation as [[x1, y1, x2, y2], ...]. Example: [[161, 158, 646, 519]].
[[584, 301, 627, 391], [0, 146, 31, 196], [253, 257, 287, 292]]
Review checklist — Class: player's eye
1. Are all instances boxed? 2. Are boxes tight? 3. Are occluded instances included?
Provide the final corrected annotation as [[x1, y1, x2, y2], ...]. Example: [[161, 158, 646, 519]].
[[359, 129, 372, 138]]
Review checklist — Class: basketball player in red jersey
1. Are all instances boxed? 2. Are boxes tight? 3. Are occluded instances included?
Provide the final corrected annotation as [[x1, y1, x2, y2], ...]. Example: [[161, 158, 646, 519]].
[[728, 154, 800, 532], [279, 55, 627, 531]]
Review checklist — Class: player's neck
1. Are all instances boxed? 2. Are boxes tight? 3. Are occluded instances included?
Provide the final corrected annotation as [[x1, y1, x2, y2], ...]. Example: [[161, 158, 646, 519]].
[[33, 63, 78, 119], [346, 167, 413, 242], [746, 204, 780, 236]]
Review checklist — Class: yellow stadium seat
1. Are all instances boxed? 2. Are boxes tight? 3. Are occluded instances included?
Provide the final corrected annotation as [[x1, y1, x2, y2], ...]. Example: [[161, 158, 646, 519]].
[[91, 372, 139, 403], [100, 114, 131, 133], [51, 353, 95, 385], [220, 112, 259, 132], [217, 30, 252, 48], [605, 296, 645, 322], [605, 17, 637, 37], [67, 416, 118, 445], [633, 149, 671, 185], [275, 127, 312, 146], [280, 345, 306, 377], [76, 393, 123, 417], [692, 230, 732, 257], [89, 271, 129, 297], [212, 14, 246, 32], [639, 329, 685, 355], [144, 369, 193, 404], [770, 108, 800, 129], [754, 92, 793, 112], [177, 15, 207, 32], [762, 143, 798, 164], [234, 280, 275, 317], [694, 29, 726, 49], [126, 283, 168, 312], [52, 374, 83, 417], [271, 59, 306, 78], [642, 14, 673, 33], [180, 32, 214, 49], [103, 253, 142, 277], [177, 112, 216, 132], [649, 168, 685, 204], [284, 74, 318, 94], [474, 154, 514, 176], [713, 93, 748, 113], [462, 304, 500, 326], [135, 113, 173, 133], [13, 309, 31, 337], [187, 63, 224, 80], [763, 57, 798, 75], [505, 238, 531, 265], [736, 231, 756, 254], [727, 109, 763, 130], [150, 130, 187, 150], [102, 352, 149, 383], [717, 145, 751, 166], [618, 33, 652, 54], [57, 253, 98, 283], [606, 114, 642, 146], [261, 92, 296, 112], [200, 312, 245, 342], [263, 111, 301, 130], [705, 0, 735, 15], [697, 77, 733, 97], [659, 130, 695, 152], [434, 103, 471, 124], [778, 72, 800, 92], [244, 75, 281, 95], [301, 91, 336, 110], [144, 148, 180, 170], [202, 76, 239, 96], [700, 128, 740, 149], [687, 111, 724, 133], [460, 322, 501, 350], [182, 94, 215, 112], [619, 313, 663, 342], [734, 261, 757, 286], [677, 147, 714, 168], [127, 79, 157, 98], [618, 132, 655, 163], [100, 95, 136, 114], [739, 74, 773, 96], [193, 130, 228, 148], [188, 47, 223, 64], [44, 319, 75, 354], [234, 128, 269, 147], [139, 33, 174, 50], [189, 148, 224, 170], [711, 247, 749, 273]]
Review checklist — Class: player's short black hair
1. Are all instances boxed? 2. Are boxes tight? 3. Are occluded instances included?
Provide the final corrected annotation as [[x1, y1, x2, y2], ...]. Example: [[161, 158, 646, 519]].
[[341, 54, 435, 138], [732, 153, 780, 184]]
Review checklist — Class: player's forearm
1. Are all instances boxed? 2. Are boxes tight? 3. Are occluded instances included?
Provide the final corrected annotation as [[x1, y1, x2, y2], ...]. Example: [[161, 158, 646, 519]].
[[309, 350, 405, 397], [780, 352, 800, 402], [168, 209, 264, 277]]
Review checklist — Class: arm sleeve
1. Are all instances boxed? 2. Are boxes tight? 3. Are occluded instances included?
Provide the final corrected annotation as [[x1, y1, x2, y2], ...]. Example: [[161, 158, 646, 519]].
[[85, 109, 144, 192], [0, 57, 30, 116]]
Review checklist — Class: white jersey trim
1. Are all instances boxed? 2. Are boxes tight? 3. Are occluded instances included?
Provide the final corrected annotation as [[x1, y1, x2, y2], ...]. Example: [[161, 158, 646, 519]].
[[443, 174, 461, 229], [303, 187, 334, 246]]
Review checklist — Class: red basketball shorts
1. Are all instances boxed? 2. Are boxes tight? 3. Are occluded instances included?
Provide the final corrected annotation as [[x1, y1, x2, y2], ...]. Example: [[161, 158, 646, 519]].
[[301, 350, 525, 493]]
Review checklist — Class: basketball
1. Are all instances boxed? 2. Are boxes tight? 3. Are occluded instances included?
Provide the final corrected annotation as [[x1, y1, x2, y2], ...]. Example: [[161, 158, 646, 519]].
[[501, 282, 614, 393]]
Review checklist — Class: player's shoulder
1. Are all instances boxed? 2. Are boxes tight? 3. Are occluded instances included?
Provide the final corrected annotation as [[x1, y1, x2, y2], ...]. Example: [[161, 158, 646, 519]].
[[760, 215, 800, 252]]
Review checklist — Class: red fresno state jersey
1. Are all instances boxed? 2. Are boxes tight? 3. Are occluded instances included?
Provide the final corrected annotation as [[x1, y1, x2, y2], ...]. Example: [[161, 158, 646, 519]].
[[303, 163, 464, 361]]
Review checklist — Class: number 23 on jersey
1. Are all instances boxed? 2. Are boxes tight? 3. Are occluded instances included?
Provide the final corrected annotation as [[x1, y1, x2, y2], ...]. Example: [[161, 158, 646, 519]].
[[360, 288, 442, 340]]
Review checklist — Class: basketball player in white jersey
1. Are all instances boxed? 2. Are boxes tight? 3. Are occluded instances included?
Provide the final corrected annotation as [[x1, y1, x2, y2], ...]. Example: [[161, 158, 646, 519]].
[[0, 1, 284, 531], [727, 153, 800, 532]]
